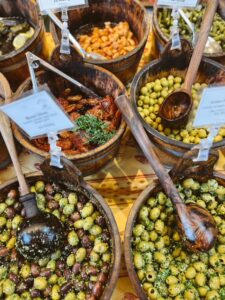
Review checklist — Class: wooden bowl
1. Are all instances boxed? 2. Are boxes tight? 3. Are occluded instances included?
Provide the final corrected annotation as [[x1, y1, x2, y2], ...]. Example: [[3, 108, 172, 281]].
[[131, 40, 225, 166], [0, 0, 45, 91], [11, 59, 126, 176], [153, 0, 225, 65], [124, 151, 224, 299], [0, 166, 122, 300], [50, 0, 150, 84]]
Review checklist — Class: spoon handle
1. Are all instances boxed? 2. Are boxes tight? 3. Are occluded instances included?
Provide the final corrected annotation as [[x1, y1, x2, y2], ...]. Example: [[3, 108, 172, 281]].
[[183, 0, 219, 91], [116, 95, 185, 209], [0, 75, 29, 196]]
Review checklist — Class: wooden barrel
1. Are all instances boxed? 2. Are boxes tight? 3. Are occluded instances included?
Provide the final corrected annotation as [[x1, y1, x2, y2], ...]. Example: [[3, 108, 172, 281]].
[[0, 171, 122, 300], [153, 0, 225, 65], [0, 73, 21, 169], [131, 40, 225, 166], [124, 151, 225, 299], [11, 51, 126, 176], [0, 0, 45, 91], [50, 0, 150, 84]]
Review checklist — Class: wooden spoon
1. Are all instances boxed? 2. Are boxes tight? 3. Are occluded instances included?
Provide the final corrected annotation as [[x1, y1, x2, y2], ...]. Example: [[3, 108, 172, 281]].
[[116, 95, 217, 252], [0, 75, 65, 261], [159, 0, 219, 129]]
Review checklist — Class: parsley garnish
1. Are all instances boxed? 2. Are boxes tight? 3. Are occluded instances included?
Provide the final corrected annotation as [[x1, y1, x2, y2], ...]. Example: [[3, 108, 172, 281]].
[[75, 114, 115, 145]]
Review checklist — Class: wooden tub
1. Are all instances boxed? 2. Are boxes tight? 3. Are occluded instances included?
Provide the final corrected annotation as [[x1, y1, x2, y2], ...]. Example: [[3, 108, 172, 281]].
[[50, 0, 150, 84], [11, 56, 126, 176], [0, 0, 45, 91]]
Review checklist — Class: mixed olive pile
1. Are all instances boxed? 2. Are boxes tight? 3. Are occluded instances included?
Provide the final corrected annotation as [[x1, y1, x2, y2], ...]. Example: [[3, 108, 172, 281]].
[[157, 7, 225, 54], [78, 21, 137, 60], [132, 178, 225, 299], [0, 17, 34, 55], [137, 75, 225, 144], [0, 180, 112, 299]]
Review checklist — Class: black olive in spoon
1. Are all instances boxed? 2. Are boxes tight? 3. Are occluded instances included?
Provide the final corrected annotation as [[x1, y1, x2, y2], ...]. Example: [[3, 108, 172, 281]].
[[0, 92, 65, 261]]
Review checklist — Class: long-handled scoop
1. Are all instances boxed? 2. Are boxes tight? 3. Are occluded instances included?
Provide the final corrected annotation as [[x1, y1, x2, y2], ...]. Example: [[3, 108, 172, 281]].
[[159, 0, 219, 129], [0, 79, 65, 260], [116, 95, 217, 252], [48, 11, 106, 61]]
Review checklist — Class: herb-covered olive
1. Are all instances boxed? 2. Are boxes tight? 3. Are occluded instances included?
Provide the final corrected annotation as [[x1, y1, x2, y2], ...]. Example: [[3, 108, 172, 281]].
[[35, 181, 45, 193], [75, 248, 87, 263], [33, 277, 48, 290], [132, 177, 225, 299], [2, 279, 15, 295]]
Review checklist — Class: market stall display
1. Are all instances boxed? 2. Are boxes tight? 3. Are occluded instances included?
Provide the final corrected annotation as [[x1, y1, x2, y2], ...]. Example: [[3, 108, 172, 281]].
[[11, 55, 126, 176], [0, 0, 224, 298], [153, 0, 225, 64], [131, 40, 225, 166], [0, 0, 45, 90], [50, 0, 150, 83]]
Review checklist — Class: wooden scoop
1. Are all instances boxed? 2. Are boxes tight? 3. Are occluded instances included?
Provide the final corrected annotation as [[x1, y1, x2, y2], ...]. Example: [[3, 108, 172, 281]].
[[0, 74, 65, 261], [159, 0, 219, 129], [116, 95, 217, 252]]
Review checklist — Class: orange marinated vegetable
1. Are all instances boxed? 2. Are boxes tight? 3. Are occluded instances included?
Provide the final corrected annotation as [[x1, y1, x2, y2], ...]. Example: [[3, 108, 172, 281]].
[[78, 21, 137, 60]]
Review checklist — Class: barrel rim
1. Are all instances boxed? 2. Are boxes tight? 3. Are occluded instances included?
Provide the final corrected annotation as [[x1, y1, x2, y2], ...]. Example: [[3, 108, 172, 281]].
[[152, 1, 225, 59], [131, 55, 225, 150]]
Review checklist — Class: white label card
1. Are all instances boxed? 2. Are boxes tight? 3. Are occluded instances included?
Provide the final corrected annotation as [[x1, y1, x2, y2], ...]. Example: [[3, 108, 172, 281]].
[[193, 86, 225, 128], [157, 0, 198, 7], [37, 0, 86, 13], [0, 89, 74, 139]]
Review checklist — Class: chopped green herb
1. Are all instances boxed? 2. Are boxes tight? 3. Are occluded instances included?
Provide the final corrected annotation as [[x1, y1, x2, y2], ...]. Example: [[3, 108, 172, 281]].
[[220, 287, 225, 299], [155, 268, 170, 287], [75, 114, 115, 145]]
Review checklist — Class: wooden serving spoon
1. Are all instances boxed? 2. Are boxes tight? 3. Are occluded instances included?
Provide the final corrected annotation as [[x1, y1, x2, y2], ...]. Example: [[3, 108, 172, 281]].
[[116, 95, 217, 252], [159, 0, 219, 129], [0, 76, 65, 261]]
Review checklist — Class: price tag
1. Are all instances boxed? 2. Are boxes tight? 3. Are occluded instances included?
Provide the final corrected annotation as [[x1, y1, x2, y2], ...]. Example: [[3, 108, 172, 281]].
[[0, 88, 74, 139], [193, 86, 225, 128], [193, 86, 225, 162], [157, 0, 198, 8], [37, 0, 86, 13]]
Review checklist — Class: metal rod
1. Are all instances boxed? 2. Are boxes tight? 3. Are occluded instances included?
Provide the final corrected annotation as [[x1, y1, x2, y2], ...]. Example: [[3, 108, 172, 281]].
[[26, 52, 39, 93], [47, 10, 86, 58], [26, 52, 100, 98]]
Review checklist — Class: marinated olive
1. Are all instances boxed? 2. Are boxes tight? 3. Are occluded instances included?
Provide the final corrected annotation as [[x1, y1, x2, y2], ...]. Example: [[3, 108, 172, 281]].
[[132, 178, 225, 299], [137, 76, 225, 144], [0, 181, 112, 299]]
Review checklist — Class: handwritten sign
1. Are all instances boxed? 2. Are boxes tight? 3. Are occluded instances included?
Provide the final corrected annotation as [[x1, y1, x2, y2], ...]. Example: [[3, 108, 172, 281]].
[[157, 0, 198, 7], [0, 89, 74, 139], [37, 0, 86, 13], [193, 86, 225, 128]]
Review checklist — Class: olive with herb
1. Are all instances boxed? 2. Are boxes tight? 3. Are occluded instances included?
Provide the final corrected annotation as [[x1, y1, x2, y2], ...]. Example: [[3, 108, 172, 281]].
[[132, 178, 225, 299]]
